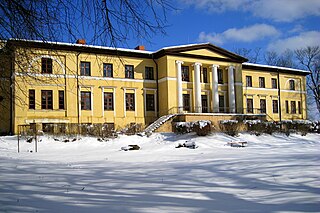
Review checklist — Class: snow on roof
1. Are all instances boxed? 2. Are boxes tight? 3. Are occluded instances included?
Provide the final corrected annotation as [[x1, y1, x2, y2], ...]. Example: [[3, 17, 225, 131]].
[[160, 42, 210, 50], [8, 38, 154, 54], [243, 62, 310, 73]]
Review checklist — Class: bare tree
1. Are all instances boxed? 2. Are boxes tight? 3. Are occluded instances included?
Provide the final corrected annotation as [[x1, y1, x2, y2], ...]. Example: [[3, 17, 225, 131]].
[[264, 49, 296, 68], [0, 0, 172, 46], [233, 47, 261, 63], [295, 46, 320, 115]]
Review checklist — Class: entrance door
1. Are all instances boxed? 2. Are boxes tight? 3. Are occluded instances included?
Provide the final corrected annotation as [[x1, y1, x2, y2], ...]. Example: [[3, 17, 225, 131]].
[[201, 95, 208, 113]]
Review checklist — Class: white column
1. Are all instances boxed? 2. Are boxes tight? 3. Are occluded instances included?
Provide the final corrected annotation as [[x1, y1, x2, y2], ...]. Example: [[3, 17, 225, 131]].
[[228, 66, 236, 113], [176, 60, 184, 113], [211, 65, 219, 113], [193, 62, 202, 113]]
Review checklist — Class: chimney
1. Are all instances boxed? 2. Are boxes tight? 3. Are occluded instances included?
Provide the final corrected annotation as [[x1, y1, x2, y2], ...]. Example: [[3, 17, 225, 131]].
[[135, 45, 145, 51], [76, 39, 86, 45]]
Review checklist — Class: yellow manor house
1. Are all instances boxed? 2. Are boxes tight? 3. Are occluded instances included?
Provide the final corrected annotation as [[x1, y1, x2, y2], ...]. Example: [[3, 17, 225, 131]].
[[0, 39, 310, 134]]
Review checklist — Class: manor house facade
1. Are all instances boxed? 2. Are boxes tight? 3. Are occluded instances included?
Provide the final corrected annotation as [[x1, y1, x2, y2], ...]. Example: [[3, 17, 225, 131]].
[[0, 40, 309, 134]]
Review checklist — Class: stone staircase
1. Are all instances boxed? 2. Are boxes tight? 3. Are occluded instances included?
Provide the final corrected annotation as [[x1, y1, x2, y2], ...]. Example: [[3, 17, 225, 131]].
[[142, 114, 177, 135]]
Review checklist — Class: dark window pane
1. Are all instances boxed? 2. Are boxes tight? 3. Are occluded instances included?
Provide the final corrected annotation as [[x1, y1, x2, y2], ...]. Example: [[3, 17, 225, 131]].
[[201, 95, 208, 113], [247, 98, 253, 113], [181, 66, 189, 81], [260, 99, 266, 113], [272, 78, 277, 89], [146, 94, 155, 111], [29, 90, 35, 109], [41, 90, 53, 109], [219, 95, 225, 112], [104, 92, 114, 110], [289, 80, 295, 90], [103, 63, 113, 77], [41, 58, 52, 74], [145, 67, 154, 80], [246, 76, 252, 87], [272, 100, 278, 113], [125, 65, 134, 79], [285, 100, 289, 113], [59, 90, 64, 109], [80, 62, 91, 76], [81, 91, 91, 110], [126, 93, 135, 110], [259, 77, 265, 88], [291, 101, 296, 114], [203, 68, 208, 83], [218, 69, 223, 84], [183, 94, 190, 111]]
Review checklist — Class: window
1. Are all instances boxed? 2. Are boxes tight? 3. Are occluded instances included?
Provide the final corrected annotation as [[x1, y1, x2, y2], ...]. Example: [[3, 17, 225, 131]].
[[259, 77, 265, 88], [271, 78, 277, 89], [289, 80, 295, 90], [103, 63, 113, 77], [145, 67, 154, 80], [81, 91, 91, 110], [260, 99, 266, 113], [219, 95, 225, 112], [201, 95, 208, 113], [41, 90, 53, 109], [58, 90, 64, 110], [247, 98, 253, 113], [298, 101, 302, 114], [125, 65, 134, 79], [285, 100, 289, 113], [41, 58, 52, 74], [29, 89, 35, 109], [246, 76, 252, 87], [272, 100, 278, 113], [181, 66, 189, 81], [104, 92, 113, 110], [202, 68, 208, 83], [80, 61, 90, 76], [146, 94, 155, 111], [218, 69, 223, 84], [126, 93, 135, 111], [183, 94, 190, 111], [291, 101, 296, 114]]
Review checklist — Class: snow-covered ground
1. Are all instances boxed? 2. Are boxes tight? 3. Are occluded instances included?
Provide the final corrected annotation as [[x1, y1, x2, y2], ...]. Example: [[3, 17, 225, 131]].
[[0, 132, 319, 213]]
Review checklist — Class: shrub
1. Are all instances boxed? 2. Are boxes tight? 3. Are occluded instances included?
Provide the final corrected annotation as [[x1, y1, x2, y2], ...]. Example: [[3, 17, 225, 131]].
[[174, 122, 193, 134], [193, 120, 212, 136], [219, 120, 240, 137], [310, 121, 320, 133]]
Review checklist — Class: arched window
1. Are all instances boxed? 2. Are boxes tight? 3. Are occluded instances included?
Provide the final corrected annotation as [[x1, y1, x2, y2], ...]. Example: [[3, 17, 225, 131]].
[[289, 80, 295, 90]]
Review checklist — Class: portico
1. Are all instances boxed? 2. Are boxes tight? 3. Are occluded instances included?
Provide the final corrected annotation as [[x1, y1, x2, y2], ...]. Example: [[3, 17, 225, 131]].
[[175, 60, 236, 113]]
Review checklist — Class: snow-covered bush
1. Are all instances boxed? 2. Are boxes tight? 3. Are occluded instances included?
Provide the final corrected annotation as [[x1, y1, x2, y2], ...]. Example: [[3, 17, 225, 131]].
[[174, 122, 193, 134], [219, 120, 240, 137], [280, 120, 312, 136], [121, 123, 142, 135], [310, 121, 320, 133], [193, 120, 212, 136], [245, 120, 281, 135]]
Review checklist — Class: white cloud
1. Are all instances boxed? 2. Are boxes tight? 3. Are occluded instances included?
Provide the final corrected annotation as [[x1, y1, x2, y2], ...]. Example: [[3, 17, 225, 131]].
[[251, 0, 320, 22], [198, 24, 279, 45], [180, 0, 320, 22], [267, 31, 320, 53]]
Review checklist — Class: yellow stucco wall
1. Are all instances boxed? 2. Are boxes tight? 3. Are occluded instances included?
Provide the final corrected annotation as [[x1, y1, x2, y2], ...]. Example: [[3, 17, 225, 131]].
[[1, 43, 309, 134], [242, 68, 307, 121], [12, 48, 158, 133]]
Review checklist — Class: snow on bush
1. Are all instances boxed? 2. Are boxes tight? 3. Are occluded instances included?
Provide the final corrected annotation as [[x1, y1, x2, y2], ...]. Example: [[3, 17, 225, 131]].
[[193, 120, 212, 136], [174, 122, 193, 134], [219, 120, 240, 136]]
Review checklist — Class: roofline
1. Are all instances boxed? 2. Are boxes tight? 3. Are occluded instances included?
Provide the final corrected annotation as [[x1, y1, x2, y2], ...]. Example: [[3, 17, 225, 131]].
[[153, 43, 248, 62], [243, 62, 310, 75], [7, 39, 154, 59]]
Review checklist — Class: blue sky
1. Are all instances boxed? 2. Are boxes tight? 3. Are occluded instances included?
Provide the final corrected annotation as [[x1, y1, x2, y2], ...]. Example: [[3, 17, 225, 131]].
[[132, 0, 320, 54]]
